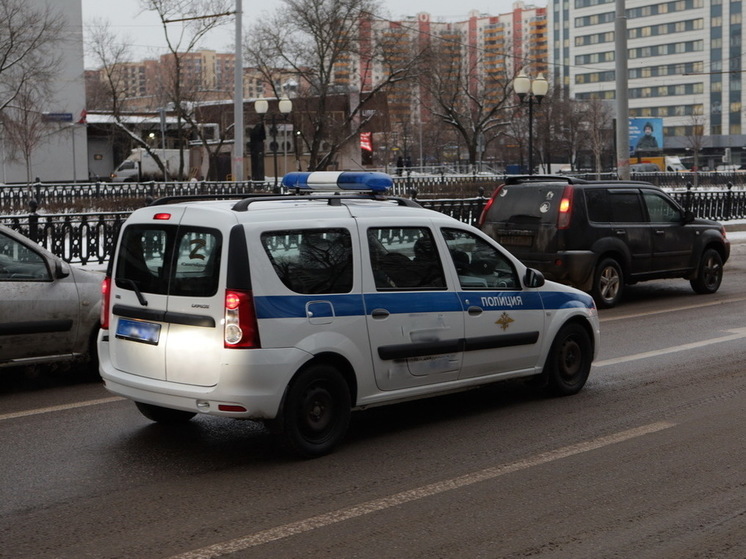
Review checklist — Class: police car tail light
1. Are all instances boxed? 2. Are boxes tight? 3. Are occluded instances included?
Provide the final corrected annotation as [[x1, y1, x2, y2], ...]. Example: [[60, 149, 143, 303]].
[[100, 276, 112, 330], [477, 186, 503, 227], [557, 186, 574, 230], [224, 289, 260, 348]]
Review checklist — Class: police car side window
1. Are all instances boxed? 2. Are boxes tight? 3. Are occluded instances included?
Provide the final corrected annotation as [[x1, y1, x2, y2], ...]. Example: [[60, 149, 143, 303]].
[[261, 228, 353, 294], [367, 227, 446, 290], [441, 228, 518, 290]]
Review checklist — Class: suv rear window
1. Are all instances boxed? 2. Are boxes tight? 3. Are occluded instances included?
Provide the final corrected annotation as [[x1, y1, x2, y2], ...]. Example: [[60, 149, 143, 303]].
[[115, 225, 222, 297], [489, 184, 568, 223]]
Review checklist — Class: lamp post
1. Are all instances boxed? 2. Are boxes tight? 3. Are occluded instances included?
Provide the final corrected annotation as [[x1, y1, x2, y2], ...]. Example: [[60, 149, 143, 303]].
[[255, 96, 293, 193], [513, 70, 548, 175]]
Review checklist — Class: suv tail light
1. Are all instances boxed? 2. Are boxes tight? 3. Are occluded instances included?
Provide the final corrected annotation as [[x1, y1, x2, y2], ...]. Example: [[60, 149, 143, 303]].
[[224, 289, 260, 348], [100, 276, 112, 330], [557, 186, 574, 229], [478, 185, 503, 227]]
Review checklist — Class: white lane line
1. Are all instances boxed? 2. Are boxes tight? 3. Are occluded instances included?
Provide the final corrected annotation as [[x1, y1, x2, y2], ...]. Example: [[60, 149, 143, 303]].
[[0, 396, 124, 421], [594, 327, 746, 367], [599, 296, 746, 323], [167, 421, 676, 559]]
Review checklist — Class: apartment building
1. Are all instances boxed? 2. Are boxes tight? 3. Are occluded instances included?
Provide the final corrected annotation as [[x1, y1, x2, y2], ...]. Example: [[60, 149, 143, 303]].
[[551, 0, 742, 166]]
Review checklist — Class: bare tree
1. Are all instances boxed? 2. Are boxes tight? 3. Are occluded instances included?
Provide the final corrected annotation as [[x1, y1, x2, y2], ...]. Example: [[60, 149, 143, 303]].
[[685, 111, 707, 187], [0, 84, 47, 183], [0, 0, 64, 112], [140, 0, 234, 178], [246, 0, 418, 170], [417, 29, 512, 170], [585, 98, 614, 177]]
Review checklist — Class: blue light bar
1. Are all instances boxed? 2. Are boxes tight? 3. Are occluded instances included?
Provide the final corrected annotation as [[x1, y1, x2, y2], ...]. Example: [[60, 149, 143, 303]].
[[281, 171, 393, 192]]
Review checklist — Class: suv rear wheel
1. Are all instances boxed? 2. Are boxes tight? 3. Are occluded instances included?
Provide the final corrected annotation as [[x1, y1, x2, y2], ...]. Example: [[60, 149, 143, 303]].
[[690, 248, 723, 294], [592, 257, 624, 308], [272, 364, 351, 458]]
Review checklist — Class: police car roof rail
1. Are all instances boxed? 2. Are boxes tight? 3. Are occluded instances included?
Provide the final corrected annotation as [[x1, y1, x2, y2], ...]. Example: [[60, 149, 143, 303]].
[[231, 193, 421, 212], [148, 193, 265, 206]]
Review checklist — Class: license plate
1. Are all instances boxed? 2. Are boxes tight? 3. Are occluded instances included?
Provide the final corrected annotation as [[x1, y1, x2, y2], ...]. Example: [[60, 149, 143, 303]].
[[499, 235, 533, 247], [116, 318, 161, 345]]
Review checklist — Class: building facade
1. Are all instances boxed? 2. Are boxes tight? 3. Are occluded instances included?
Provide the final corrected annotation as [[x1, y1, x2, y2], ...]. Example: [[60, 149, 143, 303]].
[[1, 0, 87, 184], [551, 0, 743, 167]]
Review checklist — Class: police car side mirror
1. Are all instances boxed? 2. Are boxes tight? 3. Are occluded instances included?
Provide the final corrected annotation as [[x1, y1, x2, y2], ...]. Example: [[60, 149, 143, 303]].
[[524, 268, 545, 288]]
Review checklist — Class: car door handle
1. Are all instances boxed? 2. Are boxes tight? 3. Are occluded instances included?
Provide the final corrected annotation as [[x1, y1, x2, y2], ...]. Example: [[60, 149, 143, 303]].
[[655, 230, 665, 235], [467, 306, 483, 316], [614, 229, 627, 236], [371, 308, 390, 319]]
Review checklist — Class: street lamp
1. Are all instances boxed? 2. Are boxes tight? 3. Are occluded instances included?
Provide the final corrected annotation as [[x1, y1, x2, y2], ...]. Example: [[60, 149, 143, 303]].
[[255, 95, 293, 193], [513, 70, 548, 175]]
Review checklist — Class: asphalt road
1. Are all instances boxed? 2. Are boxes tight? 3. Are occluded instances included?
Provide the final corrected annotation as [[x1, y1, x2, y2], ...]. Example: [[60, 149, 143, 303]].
[[2, 242, 745, 559]]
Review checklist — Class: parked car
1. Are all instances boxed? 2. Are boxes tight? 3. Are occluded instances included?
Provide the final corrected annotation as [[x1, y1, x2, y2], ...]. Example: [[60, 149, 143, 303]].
[[98, 172, 600, 457], [0, 225, 102, 374], [478, 175, 730, 308]]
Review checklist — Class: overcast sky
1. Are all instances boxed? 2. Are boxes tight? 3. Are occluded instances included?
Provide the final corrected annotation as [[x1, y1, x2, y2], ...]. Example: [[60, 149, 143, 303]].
[[80, 0, 524, 66]]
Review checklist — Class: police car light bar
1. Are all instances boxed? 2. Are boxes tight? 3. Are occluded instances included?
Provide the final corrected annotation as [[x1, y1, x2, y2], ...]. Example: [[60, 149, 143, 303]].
[[281, 171, 392, 192]]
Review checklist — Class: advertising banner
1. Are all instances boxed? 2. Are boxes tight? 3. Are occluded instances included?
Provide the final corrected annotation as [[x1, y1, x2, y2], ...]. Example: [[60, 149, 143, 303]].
[[629, 118, 663, 153]]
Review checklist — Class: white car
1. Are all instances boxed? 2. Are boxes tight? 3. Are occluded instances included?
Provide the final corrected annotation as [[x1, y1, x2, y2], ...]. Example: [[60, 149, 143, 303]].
[[98, 172, 600, 457], [0, 224, 101, 373]]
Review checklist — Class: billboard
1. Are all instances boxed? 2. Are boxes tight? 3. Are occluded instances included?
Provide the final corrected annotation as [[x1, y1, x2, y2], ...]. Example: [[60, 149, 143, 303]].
[[629, 118, 663, 153]]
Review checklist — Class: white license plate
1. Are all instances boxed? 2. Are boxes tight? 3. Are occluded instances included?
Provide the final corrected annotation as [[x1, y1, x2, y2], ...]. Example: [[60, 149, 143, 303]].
[[116, 318, 161, 345]]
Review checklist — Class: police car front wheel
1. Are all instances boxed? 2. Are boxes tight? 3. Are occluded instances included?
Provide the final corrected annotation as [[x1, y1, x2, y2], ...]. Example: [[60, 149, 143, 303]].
[[542, 323, 592, 397], [272, 364, 352, 459]]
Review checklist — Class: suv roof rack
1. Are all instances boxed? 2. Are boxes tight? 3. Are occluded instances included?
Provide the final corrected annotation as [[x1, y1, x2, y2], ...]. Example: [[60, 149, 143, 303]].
[[504, 175, 588, 185]]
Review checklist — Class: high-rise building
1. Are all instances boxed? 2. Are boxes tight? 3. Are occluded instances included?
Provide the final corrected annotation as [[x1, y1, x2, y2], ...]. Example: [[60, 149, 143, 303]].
[[551, 0, 741, 166]]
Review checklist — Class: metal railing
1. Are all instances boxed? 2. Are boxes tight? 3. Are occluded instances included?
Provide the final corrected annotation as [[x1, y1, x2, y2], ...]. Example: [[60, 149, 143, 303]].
[[2, 180, 746, 266]]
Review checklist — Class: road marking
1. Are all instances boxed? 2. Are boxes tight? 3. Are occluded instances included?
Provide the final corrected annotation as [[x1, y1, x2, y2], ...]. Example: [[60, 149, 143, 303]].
[[600, 296, 746, 323], [594, 327, 746, 367], [0, 396, 124, 421], [166, 421, 675, 559]]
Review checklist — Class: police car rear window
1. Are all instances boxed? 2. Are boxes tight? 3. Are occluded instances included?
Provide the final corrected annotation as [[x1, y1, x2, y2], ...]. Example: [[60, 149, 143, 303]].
[[115, 225, 222, 297], [261, 228, 353, 294]]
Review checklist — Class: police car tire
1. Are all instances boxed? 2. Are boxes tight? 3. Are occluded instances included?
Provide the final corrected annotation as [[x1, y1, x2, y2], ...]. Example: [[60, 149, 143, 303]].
[[542, 323, 592, 397], [274, 365, 351, 458], [690, 248, 723, 294], [135, 401, 196, 423]]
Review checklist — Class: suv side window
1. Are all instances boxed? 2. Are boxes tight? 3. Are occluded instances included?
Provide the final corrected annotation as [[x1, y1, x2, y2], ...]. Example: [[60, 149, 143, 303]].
[[586, 189, 611, 222], [609, 191, 646, 223], [368, 227, 446, 290], [442, 228, 519, 289], [262, 228, 353, 294], [0, 232, 50, 281], [642, 191, 682, 223]]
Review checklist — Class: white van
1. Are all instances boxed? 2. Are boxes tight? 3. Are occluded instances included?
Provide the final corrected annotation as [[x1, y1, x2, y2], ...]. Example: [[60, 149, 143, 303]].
[[98, 172, 600, 457]]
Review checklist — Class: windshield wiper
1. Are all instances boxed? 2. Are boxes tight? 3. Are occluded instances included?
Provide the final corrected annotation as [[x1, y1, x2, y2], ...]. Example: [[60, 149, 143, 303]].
[[120, 278, 148, 306]]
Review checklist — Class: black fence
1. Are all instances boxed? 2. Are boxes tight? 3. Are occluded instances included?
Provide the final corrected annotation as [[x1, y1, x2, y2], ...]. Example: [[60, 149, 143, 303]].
[[0, 175, 497, 214], [2, 181, 746, 266]]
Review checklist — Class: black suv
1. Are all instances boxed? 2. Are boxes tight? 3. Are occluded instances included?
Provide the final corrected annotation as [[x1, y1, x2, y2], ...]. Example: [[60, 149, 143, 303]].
[[478, 175, 730, 308]]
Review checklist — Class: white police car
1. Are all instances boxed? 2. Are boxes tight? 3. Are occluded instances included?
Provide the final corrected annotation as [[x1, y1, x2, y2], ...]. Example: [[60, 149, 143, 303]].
[[98, 172, 600, 457]]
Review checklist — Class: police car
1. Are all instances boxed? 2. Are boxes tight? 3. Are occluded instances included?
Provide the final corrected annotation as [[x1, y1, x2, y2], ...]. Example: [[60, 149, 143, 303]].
[[98, 172, 600, 457]]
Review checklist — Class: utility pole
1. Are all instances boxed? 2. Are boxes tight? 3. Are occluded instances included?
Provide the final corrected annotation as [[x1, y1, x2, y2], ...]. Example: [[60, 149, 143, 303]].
[[615, 0, 630, 180]]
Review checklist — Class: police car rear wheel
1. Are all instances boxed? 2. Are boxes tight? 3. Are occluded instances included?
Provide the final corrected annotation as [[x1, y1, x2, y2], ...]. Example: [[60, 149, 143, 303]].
[[135, 402, 196, 423], [542, 323, 592, 396], [276, 365, 351, 458]]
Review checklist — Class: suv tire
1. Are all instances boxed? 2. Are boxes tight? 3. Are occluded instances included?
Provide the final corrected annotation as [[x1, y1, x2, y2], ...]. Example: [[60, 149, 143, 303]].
[[690, 248, 723, 294], [273, 365, 351, 458], [592, 257, 624, 308]]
